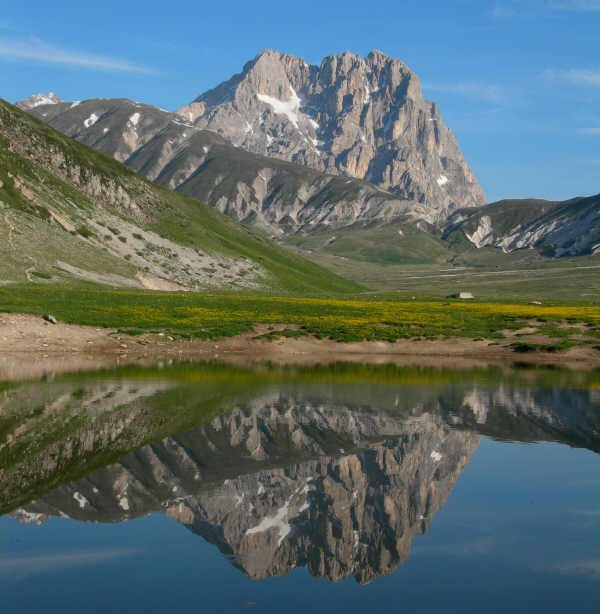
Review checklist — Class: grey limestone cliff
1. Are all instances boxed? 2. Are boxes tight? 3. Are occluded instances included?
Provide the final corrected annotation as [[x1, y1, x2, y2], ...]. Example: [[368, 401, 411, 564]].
[[178, 49, 485, 219]]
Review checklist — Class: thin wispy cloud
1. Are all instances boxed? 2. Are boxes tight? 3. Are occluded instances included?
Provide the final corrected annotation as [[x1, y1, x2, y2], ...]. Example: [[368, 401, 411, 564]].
[[490, 5, 518, 17], [571, 508, 600, 515], [0, 37, 155, 74], [553, 559, 600, 578], [546, 0, 600, 10], [491, 0, 600, 17], [0, 548, 139, 580], [545, 68, 600, 86], [425, 82, 505, 104]]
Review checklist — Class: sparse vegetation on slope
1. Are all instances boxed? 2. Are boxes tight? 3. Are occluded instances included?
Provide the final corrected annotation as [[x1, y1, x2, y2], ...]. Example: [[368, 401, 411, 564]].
[[0, 98, 361, 295]]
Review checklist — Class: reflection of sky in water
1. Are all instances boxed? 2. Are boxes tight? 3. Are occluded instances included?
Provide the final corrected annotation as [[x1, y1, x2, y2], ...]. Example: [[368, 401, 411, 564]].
[[0, 438, 598, 613]]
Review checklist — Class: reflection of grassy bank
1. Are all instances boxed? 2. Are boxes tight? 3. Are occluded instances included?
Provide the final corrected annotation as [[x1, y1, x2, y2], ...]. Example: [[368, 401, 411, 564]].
[[0, 364, 269, 514], [1, 360, 599, 514], [112, 360, 600, 390], [1, 284, 599, 347]]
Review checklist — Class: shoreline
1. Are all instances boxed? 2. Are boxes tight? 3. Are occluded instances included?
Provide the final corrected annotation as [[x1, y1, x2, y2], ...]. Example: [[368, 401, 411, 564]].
[[1, 313, 599, 381]]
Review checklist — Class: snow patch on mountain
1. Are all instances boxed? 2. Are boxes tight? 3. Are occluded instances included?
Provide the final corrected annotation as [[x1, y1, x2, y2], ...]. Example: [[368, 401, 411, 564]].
[[246, 499, 292, 546], [128, 112, 141, 127], [73, 491, 89, 509], [84, 113, 99, 128], [257, 86, 301, 129]]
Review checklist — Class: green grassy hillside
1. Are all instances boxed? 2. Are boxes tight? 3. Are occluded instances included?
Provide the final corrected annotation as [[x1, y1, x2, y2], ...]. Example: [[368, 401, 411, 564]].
[[0, 99, 360, 295], [283, 221, 451, 265]]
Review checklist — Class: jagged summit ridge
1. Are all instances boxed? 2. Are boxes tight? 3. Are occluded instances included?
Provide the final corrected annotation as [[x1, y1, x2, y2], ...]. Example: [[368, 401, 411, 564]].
[[177, 49, 485, 218]]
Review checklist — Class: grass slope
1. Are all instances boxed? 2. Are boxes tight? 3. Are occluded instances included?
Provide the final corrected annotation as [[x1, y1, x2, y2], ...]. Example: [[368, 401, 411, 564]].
[[0, 98, 360, 295], [283, 221, 451, 265]]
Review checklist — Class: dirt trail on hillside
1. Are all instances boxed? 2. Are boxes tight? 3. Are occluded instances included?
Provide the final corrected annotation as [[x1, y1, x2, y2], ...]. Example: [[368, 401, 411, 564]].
[[0, 313, 598, 381]]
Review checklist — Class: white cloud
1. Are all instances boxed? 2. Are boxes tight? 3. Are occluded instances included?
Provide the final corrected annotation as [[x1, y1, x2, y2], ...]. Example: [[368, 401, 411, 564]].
[[0, 37, 154, 74], [425, 82, 505, 104], [545, 68, 600, 86]]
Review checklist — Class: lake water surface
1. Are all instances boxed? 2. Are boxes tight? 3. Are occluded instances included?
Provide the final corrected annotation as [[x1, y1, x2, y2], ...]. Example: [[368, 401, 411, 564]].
[[1, 362, 599, 613]]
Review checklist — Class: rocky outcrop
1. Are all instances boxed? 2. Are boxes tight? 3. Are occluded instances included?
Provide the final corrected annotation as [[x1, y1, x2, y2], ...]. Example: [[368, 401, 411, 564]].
[[0, 101, 152, 223], [179, 49, 485, 219], [444, 195, 600, 256], [20, 97, 428, 235], [16, 93, 62, 110]]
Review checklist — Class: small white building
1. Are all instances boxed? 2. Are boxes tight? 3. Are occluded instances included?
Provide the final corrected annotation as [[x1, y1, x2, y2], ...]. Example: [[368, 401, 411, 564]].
[[448, 292, 474, 299]]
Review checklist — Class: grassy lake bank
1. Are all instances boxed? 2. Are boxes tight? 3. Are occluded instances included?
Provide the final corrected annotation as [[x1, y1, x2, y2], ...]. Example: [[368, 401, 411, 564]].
[[1, 284, 599, 379]]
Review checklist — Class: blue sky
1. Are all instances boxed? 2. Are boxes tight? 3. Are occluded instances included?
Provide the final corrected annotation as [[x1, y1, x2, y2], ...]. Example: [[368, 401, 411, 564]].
[[1, 0, 598, 202]]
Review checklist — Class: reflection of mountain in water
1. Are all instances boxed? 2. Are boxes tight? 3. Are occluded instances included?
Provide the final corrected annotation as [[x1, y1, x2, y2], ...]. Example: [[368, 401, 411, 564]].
[[4, 369, 600, 584], [454, 385, 600, 452], [13, 395, 479, 584]]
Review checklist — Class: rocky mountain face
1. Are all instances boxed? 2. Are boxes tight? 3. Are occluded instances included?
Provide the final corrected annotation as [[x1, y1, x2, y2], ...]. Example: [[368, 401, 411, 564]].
[[444, 194, 600, 256], [21, 49, 484, 235], [179, 50, 485, 219], [21, 96, 428, 236]]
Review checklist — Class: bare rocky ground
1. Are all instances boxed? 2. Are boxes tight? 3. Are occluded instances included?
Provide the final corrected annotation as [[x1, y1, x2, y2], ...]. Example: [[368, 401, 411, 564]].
[[0, 314, 598, 381]]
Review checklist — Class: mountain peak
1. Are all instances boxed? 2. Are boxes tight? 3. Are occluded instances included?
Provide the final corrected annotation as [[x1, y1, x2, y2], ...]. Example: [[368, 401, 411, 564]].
[[16, 92, 62, 110], [176, 49, 485, 215], [365, 49, 389, 61], [253, 48, 290, 61]]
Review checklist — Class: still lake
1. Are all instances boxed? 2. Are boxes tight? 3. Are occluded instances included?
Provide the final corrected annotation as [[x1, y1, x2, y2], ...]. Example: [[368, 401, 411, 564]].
[[1, 362, 599, 613]]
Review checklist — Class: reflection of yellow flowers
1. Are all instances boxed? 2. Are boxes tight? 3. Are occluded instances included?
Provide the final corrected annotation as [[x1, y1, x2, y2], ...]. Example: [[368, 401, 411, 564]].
[[80, 361, 600, 391]]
